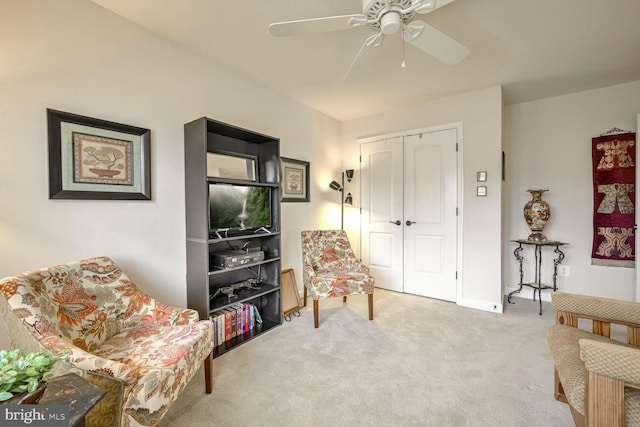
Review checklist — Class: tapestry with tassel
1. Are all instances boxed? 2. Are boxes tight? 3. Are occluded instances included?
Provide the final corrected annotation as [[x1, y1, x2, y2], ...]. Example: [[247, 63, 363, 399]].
[[591, 129, 636, 267]]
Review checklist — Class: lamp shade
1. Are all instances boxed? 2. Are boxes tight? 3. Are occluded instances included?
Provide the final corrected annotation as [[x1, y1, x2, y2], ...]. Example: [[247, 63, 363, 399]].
[[329, 180, 342, 191], [344, 193, 353, 206], [345, 169, 354, 181]]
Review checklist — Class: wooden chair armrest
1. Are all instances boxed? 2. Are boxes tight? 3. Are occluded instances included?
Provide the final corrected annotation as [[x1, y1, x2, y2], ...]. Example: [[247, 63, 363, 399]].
[[580, 338, 640, 386], [552, 292, 640, 326]]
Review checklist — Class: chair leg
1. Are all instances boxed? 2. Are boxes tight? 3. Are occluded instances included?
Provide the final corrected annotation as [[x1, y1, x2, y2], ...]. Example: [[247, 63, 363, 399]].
[[303, 286, 308, 307], [204, 351, 212, 394], [368, 294, 374, 320], [343, 296, 347, 303], [313, 300, 319, 328]]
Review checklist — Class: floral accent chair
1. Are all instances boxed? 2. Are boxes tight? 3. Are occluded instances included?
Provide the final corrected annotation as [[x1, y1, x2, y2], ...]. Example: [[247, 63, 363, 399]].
[[301, 230, 375, 328], [0, 256, 214, 427]]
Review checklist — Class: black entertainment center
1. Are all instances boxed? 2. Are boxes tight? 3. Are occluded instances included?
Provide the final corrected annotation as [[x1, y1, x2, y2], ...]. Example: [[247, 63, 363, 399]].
[[184, 117, 282, 358]]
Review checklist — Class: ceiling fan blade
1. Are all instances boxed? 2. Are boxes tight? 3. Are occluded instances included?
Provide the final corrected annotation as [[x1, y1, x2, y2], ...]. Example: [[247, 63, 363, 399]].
[[269, 14, 366, 37], [403, 21, 469, 65], [343, 33, 384, 84]]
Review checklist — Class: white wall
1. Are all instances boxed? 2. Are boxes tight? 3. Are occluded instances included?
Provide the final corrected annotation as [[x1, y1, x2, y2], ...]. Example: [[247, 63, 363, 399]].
[[503, 81, 640, 302], [0, 0, 341, 348], [3, 2, 638, 355], [341, 86, 504, 312]]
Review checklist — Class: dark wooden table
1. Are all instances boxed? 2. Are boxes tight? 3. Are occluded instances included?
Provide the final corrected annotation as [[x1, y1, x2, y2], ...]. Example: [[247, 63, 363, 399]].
[[40, 373, 106, 427]]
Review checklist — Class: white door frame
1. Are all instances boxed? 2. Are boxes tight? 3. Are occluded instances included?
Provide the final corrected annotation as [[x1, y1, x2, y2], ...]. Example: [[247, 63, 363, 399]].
[[358, 122, 464, 304]]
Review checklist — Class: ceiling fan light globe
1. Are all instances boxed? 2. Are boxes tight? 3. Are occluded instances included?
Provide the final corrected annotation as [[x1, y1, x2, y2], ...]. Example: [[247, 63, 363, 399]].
[[380, 11, 402, 35]]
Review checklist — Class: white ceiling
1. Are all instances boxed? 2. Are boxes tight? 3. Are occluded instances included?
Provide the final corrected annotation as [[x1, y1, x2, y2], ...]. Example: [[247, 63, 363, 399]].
[[92, 0, 640, 121]]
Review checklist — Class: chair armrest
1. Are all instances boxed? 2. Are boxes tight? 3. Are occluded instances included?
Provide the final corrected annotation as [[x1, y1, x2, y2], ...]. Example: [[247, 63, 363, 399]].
[[580, 338, 640, 385], [140, 302, 201, 326], [552, 292, 640, 326], [302, 253, 317, 280], [352, 259, 370, 274], [116, 280, 201, 327], [341, 253, 369, 274], [40, 334, 137, 386]]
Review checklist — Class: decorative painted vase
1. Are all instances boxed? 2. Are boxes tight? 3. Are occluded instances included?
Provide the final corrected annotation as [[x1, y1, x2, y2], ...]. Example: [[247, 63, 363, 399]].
[[523, 189, 550, 242]]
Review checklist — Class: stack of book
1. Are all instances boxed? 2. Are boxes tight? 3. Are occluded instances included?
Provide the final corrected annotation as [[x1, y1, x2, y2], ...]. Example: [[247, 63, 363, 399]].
[[210, 303, 262, 347]]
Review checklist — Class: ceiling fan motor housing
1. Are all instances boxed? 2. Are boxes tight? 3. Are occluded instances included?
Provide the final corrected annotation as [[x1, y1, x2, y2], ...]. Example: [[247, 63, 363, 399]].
[[362, 0, 416, 34]]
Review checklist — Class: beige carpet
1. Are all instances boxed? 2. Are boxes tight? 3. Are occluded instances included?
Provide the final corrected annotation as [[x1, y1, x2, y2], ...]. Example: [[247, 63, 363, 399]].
[[162, 289, 573, 426]]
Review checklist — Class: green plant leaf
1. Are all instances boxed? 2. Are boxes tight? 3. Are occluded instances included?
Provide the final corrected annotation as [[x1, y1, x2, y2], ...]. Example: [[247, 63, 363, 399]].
[[26, 380, 38, 393], [0, 391, 13, 401], [0, 349, 57, 399]]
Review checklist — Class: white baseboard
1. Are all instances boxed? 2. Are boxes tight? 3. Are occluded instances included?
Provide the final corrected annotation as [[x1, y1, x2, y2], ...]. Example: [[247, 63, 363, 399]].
[[459, 298, 503, 314]]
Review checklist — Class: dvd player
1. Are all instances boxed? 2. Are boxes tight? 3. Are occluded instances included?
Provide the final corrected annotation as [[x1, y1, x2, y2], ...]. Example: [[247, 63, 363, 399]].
[[212, 249, 265, 269]]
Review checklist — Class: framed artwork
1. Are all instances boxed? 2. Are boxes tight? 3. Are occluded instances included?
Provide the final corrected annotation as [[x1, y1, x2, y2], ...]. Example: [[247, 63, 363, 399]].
[[280, 157, 310, 202], [47, 109, 151, 200], [281, 268, 302, 321]]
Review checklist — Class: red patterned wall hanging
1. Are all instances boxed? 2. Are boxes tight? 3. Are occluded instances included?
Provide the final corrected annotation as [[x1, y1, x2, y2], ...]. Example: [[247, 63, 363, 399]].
[[591, 130, 636, 267]]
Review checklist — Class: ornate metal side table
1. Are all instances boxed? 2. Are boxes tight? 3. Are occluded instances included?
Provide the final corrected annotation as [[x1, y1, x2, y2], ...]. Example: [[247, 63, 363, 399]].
[[508, 239, 568, 315]]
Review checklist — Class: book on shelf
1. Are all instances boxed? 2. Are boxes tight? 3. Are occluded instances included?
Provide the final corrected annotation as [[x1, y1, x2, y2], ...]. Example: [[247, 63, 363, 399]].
[[212, 317, 218, 348], [217, 311, 225, 344], [231, 308, 238, 338], [224, 309, 232, 342], [248, 303, 254, 330], [234, 304, 243, 334], [232, 303, 248, 334], [211, 303, 262, 347], [253, 304, 263, 324]]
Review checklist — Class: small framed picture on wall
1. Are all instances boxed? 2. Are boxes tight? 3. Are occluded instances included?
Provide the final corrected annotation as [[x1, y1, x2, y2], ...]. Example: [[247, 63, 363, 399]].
[[281, 157, 310, 202]]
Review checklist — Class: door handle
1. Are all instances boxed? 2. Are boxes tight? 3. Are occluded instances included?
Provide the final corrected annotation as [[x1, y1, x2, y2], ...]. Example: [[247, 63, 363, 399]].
[[406, 220, 416, 226], [389, 220, 401, 226]]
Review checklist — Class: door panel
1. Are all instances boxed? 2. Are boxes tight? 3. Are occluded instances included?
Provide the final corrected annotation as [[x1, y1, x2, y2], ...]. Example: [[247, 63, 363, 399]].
[[403, 130, 457, 301], [369, 232, 394, 269], [412, 145, 442, 223], [414, 235, 443, 274], [360, 137, 403, 292]]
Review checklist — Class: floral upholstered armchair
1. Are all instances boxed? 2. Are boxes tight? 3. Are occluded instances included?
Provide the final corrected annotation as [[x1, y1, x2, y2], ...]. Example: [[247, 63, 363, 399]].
[[301, 230, 375, 328], [0, 256, 214, 427]]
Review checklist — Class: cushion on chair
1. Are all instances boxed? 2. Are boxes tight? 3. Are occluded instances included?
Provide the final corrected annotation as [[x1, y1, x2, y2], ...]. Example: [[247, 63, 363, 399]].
[[311, 269, 375, 299]]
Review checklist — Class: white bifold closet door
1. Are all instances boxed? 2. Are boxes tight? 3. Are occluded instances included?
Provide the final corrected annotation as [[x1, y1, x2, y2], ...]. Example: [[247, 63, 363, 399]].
[[360, 128, 458, 301]]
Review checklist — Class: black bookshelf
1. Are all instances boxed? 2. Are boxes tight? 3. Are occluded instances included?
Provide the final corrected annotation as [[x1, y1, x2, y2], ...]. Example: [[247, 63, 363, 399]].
[[184, 117, 282, 357]]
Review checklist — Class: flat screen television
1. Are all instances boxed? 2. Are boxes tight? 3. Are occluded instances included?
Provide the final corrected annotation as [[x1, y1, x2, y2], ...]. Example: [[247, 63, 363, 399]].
[[209, 183, 271, 232]]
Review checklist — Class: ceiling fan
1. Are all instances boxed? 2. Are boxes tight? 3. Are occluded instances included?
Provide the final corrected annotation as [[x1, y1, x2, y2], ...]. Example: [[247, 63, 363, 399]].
[[268, 0, 469, 83]]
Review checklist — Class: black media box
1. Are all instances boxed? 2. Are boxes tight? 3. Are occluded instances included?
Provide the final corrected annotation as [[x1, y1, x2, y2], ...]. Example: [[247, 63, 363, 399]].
[[212, 249, 265, 269]]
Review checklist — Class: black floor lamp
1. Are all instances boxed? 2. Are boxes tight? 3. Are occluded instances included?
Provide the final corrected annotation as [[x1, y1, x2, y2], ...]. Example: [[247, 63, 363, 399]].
[[329, 169, 354, 229]]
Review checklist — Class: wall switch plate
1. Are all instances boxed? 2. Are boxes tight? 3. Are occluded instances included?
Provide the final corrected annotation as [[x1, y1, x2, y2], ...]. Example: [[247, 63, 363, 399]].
[[558, 265, 570, 277]]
